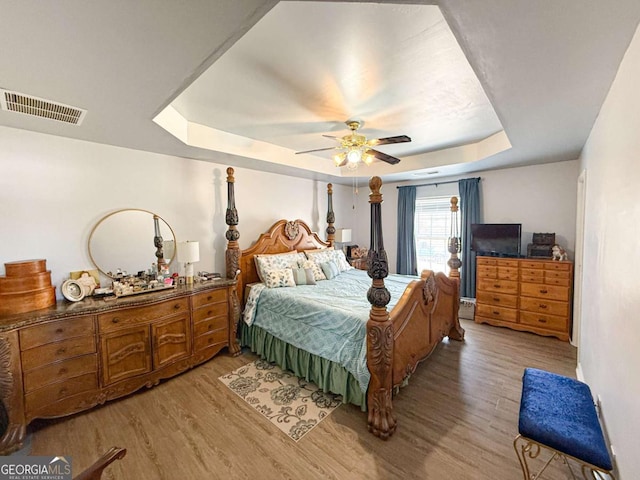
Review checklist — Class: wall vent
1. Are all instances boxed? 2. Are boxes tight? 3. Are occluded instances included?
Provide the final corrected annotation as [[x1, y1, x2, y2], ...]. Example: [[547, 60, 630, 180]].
[[0, 89, 86, 125]]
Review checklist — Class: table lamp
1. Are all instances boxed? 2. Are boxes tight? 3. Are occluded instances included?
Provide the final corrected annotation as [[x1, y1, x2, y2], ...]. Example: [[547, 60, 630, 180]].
[[334, 228, 352, 253], [177, 241, 200, 285]]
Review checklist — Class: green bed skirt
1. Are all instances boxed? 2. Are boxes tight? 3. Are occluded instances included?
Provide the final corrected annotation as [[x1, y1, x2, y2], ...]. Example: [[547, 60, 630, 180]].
[[239, 322, 367, 411]]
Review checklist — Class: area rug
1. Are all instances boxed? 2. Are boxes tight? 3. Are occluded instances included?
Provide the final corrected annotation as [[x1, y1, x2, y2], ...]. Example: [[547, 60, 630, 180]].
[[219, 359, 342, 441]]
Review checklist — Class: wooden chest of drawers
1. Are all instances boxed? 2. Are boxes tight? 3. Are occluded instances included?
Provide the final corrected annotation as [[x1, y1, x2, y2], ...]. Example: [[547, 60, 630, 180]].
[[474, 257, 573, 341], [0, 280, 239, 455]]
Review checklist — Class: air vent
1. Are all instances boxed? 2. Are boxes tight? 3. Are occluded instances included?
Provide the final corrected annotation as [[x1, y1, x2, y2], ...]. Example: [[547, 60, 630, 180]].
[[0, 89, 86, 125]]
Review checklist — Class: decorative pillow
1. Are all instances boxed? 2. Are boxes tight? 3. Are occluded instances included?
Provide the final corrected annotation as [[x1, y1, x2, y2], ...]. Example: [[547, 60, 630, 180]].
[[306, 249, 352, 272], [299, 259, 326, 281], [255, 252, 306, 282], [291, 267, 316, 285], [263, 268, 296, 288], [320, 260, 340, 280]]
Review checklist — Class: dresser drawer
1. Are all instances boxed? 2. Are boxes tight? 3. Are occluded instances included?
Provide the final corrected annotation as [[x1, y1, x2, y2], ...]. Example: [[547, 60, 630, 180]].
[[520, 261, 544, 270], [497, 267, 519, 281], [193, 303, 228, 323], [477, 266, 497, 279], [20, 315, 95, 350], [98, 298, 189, 332], [477, 257, 497, 266], [544, 262, 571, 271], [477, 278, 518, 295], [496, 259, 519, 268], [520, 297, 570, 317], [544, 276, 571, 287], [476, 291, 518, 308], [194, 316, 227, 337], [476, 303, 518, 323], [25, 372, 98, 413], [194, 329, 228, 351], [22, 336, 96, 371], [23, 354, 98, 393], [192, 288, 227, 309], [520, 268, 544, 282], [520, 311, 568, 332], [520, 283, 570, 302]]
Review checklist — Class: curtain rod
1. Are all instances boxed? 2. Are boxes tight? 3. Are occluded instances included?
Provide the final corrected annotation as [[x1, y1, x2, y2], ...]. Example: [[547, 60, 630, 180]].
[[396, 177, 481, 189]]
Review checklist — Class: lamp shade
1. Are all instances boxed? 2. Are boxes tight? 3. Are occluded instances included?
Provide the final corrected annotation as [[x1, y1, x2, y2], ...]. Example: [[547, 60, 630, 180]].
[[335, 229, 352, 243], [177, 241, 200, 263]]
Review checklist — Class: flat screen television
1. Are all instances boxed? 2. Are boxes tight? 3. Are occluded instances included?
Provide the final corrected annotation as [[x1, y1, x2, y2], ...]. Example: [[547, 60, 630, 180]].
[[471, 223, 522, 257]]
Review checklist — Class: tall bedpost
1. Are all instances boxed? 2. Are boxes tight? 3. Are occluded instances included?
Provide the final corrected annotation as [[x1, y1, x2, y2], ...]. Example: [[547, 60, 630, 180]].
[[366, 176, 397, 440], [447, 196, 461, 278], [225, 167, 241, 356], [446, 196, 465, 341], [326, 183, 335, 247]]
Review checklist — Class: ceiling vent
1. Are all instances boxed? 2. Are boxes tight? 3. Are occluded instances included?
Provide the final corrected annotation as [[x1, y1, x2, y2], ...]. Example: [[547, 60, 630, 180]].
[[0, 89, 86, 125]]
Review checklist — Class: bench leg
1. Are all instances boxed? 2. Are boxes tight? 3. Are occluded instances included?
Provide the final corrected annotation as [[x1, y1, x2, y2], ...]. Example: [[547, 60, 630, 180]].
[[513, 435, 617, 480]]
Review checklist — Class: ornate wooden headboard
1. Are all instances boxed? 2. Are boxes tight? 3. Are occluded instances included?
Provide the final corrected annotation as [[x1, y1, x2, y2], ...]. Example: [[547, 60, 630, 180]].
[[237, 219, 329, 303]]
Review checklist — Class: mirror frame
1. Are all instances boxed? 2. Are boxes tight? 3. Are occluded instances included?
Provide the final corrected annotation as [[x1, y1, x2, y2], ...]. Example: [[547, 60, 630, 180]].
[[88, 208, 177, 279]]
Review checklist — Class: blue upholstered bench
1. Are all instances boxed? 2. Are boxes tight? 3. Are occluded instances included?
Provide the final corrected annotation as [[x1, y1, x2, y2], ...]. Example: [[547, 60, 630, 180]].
[[514, 368, 615, 479]]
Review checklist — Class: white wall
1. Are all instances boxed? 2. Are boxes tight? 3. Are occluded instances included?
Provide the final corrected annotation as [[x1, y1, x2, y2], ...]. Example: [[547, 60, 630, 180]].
[[350, 160, 579, 273], [578, 23, 640, 478], [0, 126, 352, 296]]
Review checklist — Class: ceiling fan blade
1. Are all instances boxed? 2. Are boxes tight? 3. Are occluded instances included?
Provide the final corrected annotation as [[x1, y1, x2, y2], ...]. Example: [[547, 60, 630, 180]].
[[338, 157, 348, 167], [322, 134, 339, 139], [369, 135, 411, 146], [295, 146, 339, 155], [365, 148, 401, 165]]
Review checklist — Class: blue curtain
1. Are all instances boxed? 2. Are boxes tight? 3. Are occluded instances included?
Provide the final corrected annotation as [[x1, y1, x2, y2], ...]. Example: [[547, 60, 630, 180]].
[[396, 186, 417, 275], [458, 178, 481, 297]]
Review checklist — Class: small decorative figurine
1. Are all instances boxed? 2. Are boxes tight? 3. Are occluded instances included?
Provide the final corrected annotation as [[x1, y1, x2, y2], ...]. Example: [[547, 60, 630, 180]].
[[551, 244, 568, 261]]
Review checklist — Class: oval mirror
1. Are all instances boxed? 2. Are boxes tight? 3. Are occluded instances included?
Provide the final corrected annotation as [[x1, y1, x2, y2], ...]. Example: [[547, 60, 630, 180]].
[[88, 209, 176, 278]]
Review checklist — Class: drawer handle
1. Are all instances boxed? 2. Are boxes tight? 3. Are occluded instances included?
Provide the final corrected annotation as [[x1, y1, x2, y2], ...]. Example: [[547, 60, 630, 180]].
[[55, 328, 64, 334], [537, 318, 547, 323], [492, 311, 500, 316], [539, 289, 548, 294], [59, 387, 68, 396], [112, 318, 120, 324], [208, 324, 214, 330], [57, 347, 67, 355], [493, 297, 500, 302], [207, 295, 213, 301], [539, 304, 548, 309], [207, 310, 213, 316], [493, 284, 501, 288], [174, 304, 181, 309], [59, 367, 68, 375]]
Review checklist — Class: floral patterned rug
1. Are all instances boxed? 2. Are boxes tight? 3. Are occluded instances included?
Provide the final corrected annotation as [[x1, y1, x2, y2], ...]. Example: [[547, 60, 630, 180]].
[[219, 359, 342, 441]]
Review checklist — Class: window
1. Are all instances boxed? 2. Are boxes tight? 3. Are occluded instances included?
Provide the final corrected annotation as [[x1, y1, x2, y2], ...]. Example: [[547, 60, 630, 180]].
[[414, 195, 459, 274]]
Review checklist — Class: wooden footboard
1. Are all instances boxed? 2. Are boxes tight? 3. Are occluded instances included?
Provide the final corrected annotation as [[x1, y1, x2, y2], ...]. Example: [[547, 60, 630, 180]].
[[365, 177, 464, 439]]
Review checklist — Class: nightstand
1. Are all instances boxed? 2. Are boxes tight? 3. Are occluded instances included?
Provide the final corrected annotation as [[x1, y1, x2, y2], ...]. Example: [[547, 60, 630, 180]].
[[349, 257, 368, 270]]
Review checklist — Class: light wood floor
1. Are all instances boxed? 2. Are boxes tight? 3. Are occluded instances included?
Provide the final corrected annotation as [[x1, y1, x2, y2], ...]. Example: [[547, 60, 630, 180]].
[[29, 320, 578, 479]]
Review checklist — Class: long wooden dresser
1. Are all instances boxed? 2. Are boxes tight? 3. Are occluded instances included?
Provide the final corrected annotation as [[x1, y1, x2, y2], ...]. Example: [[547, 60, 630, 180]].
[[474, 256, 573, 341], [0, 280, 239, 454]]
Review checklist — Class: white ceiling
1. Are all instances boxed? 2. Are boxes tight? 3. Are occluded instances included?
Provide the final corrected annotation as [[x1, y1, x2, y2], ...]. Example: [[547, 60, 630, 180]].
[[1, 1, 639, 185]]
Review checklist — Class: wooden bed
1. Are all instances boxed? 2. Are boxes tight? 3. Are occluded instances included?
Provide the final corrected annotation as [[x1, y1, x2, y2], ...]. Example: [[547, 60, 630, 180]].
[[223, 168, 465, 439]]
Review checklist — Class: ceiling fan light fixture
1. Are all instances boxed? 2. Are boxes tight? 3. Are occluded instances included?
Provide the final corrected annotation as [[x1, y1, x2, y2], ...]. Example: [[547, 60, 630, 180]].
[[333, 153, 346, 166], [347, 148, 362, 164], [363, 154, 374, 166]]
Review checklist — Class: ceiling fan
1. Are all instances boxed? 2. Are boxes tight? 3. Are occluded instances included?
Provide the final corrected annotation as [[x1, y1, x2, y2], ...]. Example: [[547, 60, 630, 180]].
[[295, 120, 411, 168]]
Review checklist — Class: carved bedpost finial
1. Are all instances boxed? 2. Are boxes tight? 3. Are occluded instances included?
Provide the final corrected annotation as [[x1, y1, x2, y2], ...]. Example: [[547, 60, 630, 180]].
[[447, 196, 461, 279], [326, 183, 335, 246], [366, 175, 396, 439], [225, 167, 241, 356]]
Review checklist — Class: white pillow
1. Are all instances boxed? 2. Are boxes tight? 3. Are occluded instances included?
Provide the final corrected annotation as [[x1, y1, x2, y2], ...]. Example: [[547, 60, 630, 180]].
[[254, 252, 306, 282], [305, 249, 352, 272], [263, 268, 296, 288]]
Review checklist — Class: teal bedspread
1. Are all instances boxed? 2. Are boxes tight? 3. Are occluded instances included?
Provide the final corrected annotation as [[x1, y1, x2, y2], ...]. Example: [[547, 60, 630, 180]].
[[243, 269, 416, 393]]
